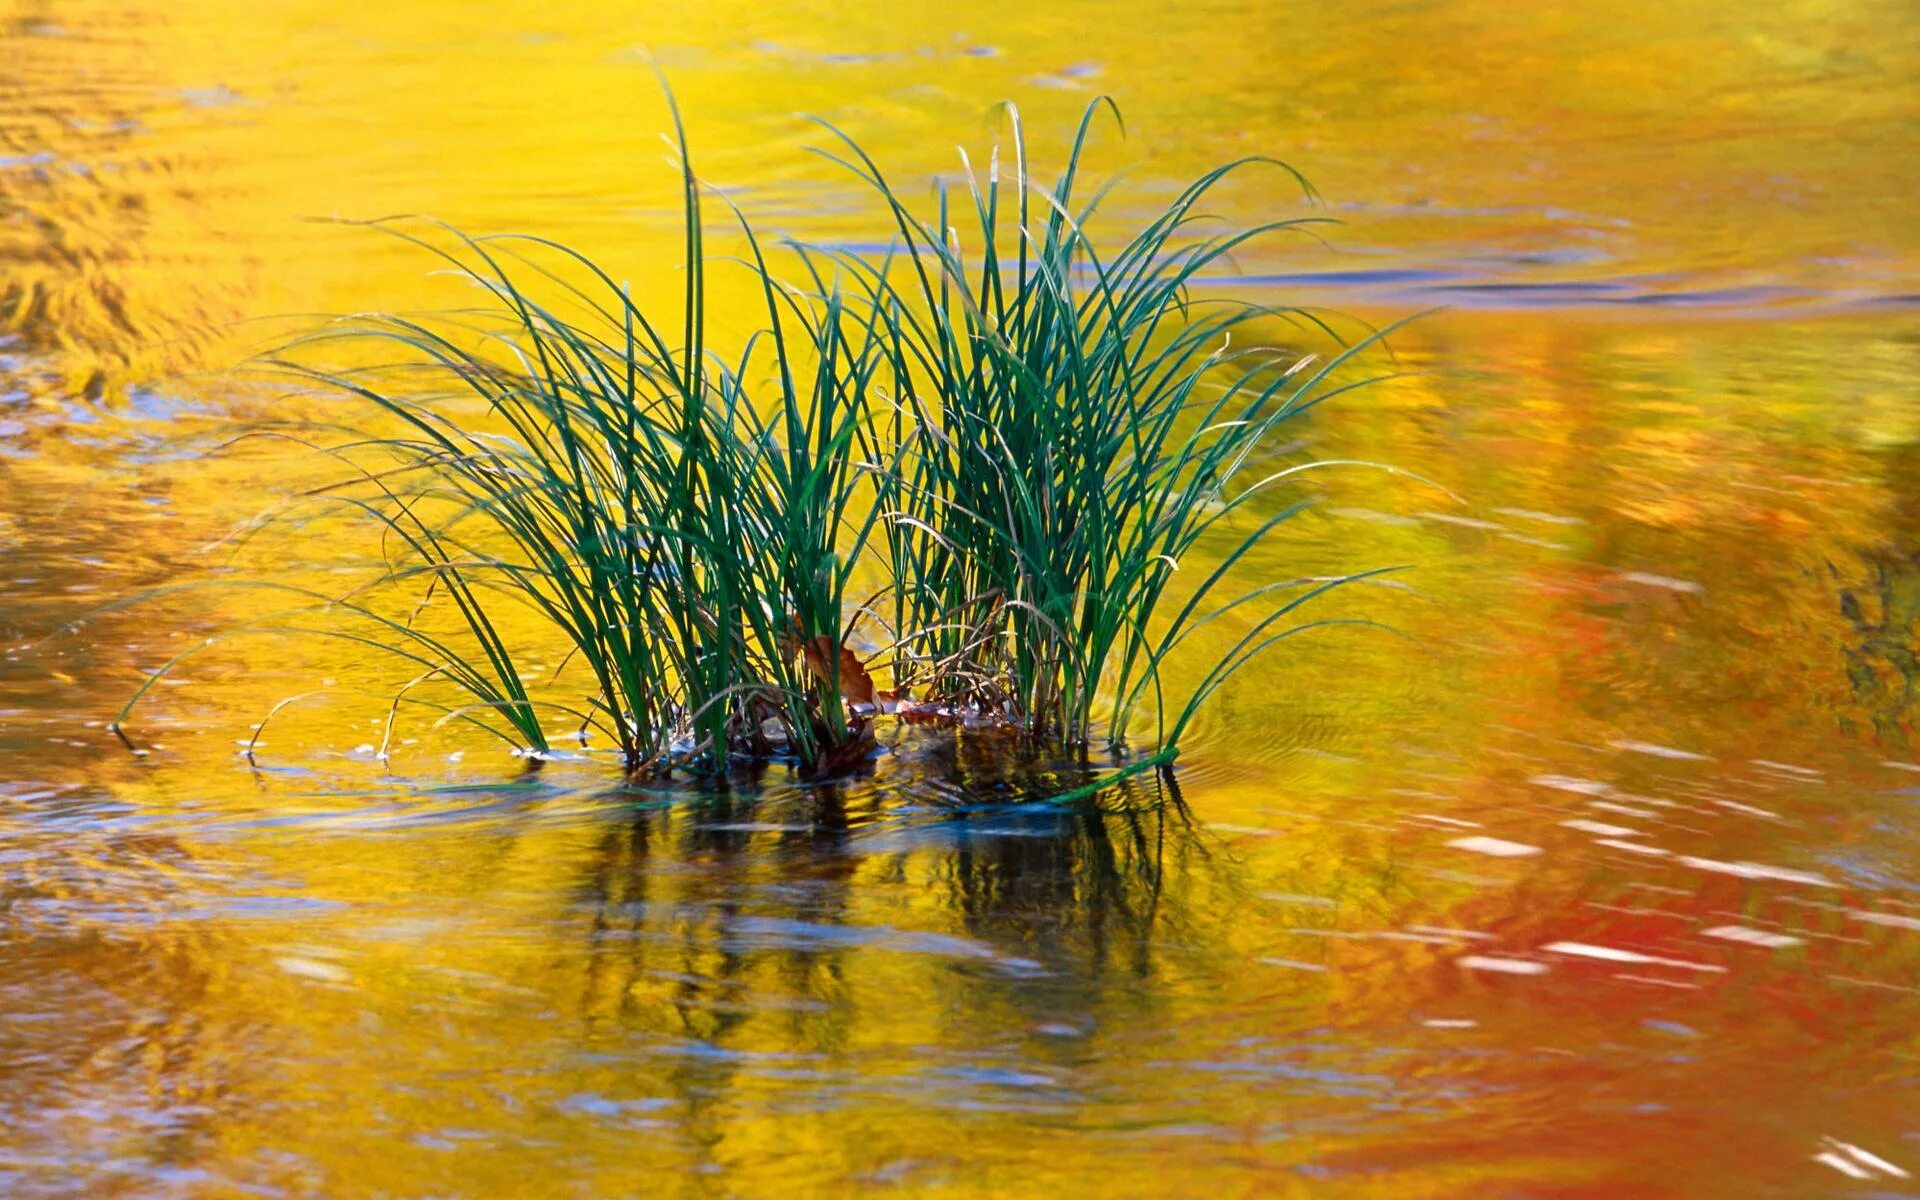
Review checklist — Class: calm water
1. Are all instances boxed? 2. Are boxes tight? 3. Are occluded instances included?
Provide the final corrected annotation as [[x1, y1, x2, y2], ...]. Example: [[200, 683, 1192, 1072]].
[[4, 2, 1920, 1196]]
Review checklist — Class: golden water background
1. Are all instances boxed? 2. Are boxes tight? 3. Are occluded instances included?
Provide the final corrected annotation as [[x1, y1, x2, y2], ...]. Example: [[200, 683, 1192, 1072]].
[[4, 2, 1920, 1196]]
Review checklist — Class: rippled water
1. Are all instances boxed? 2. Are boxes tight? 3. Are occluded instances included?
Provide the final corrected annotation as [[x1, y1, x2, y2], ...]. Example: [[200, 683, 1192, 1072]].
[[4, 2, 1920, 1196]]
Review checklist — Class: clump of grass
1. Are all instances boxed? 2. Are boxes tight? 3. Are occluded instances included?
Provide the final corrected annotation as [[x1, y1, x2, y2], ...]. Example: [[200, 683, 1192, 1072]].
[[817, 101, 1412, 755], [113, 95, 1408, 781], [209, 94, 890, 775]]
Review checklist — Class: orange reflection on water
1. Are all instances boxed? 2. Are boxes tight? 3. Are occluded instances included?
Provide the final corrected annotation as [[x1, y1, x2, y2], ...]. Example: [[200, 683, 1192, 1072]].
[[3, 1, 1920, 1196]]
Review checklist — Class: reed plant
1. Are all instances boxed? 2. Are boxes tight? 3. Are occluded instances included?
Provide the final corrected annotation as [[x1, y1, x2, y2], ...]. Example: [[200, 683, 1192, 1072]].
[[113, 96, 1404, 781], [816, 102, 1407, 756], [231, 94, 892, 774]]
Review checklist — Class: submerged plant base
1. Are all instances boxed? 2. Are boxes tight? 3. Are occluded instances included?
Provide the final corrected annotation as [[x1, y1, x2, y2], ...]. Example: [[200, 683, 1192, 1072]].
[[583, 719, 1184, 814], [648, 698, 1178, 801], [811, 720, 1184, 807]]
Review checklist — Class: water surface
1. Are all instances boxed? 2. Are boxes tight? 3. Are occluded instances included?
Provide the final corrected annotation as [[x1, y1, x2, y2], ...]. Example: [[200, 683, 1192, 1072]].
[[3, 2, 1919, 1196]]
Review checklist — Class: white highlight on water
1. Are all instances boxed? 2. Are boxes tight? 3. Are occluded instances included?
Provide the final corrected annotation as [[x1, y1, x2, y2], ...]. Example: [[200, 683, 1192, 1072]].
[[1702, 925, 1803, 949], [1541, 941, 1726, 972], [1678, 857, 1836, 887], [1458, 955, 1549, 976], [1446, 836, 1543, 858]]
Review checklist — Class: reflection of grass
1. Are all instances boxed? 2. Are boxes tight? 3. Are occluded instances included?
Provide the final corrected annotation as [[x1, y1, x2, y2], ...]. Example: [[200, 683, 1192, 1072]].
[[572, 769, 1194, 1052], [122, 95, 1403, 780]]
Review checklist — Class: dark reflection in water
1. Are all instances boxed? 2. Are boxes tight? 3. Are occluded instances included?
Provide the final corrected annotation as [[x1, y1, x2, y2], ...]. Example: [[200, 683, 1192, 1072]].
[[1837, 546, 1920, 749], [938, 798, 1177, 981], [1835, 441, 1920, 748], [570, 764, 1192, 1041], [545, 773, 1182, 1182]]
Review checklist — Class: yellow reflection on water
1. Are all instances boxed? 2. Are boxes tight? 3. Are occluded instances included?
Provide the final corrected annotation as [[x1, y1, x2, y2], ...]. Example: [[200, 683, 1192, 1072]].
[[4, 1, 1920, 1196], [6, 0, 1920, 380]]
